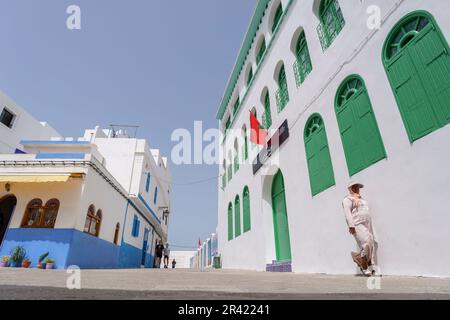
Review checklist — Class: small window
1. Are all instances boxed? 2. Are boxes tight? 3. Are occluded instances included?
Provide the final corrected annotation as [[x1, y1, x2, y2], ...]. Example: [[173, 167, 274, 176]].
[[247, 67, 253, 86], [84, 205, 102, 237], [114, 223, 120, 245], [256, 38, 266, 66], [154, 187, 158, 205], [145, 173, 151, 192], [0, 108, 15, 128], [132, 215, 140, 237]]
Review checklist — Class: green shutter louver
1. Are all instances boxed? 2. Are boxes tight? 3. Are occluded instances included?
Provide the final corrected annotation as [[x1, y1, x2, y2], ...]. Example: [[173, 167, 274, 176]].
[[233, 98, 240, 117], [304, 114, 336, 196], [317, 0, 345, 51], [256, 39, 266, 66], [243, 187, 251, 233], [276, 65, 289, 112], [335, 75, 387, 176], [228, 203, 233, 241], [247, 67, 253, 86], [293, 31, 313, 87], [263, 92, 272, 129], [244, 127, 249, 160], [234, 196, 241, 237], [272, 4, 283, 33], [383, 11, 450, 142]]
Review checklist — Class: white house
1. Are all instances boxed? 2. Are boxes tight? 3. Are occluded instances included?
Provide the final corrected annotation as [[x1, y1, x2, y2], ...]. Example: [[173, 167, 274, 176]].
[[217, 0, 450, 277], [0, 90, 60, 154], [0, 127, 171, 269]]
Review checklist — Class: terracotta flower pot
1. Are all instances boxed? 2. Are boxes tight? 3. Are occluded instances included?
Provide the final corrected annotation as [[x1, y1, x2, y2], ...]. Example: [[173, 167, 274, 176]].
[[22, 260, 31, 268]]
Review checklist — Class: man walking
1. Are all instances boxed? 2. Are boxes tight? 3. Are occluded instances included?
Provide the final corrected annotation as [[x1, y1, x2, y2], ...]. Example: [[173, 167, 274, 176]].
[[154, 240, 164, 268], [163, 243, 171, 268]]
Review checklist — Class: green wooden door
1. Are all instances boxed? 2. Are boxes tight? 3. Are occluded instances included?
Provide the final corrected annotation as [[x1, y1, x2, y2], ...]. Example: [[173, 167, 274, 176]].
[[234, 196, 241, 237], [271, 171, 292, 262], [335, 76, 386, 176], [243, 187, 251, 233], [384, 12, 450, 142], [227, 203, 233, 241], [304, 115, 336, 196]]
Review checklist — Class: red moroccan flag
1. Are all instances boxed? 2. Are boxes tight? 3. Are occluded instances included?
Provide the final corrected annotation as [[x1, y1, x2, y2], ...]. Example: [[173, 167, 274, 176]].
[[198, 238, 202, 248], [250, 111, 267, 145]]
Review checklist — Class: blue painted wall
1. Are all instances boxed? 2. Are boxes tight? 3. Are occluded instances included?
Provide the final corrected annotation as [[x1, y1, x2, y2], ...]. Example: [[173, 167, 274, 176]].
[[0, 228, 153, 269]]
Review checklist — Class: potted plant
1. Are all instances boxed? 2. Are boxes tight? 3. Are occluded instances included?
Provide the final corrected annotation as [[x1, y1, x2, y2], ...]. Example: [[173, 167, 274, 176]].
[[22, 258, 32, 268], [10, 246, 27, 268], [45, 258, 55, 270], [0, 256, 10, 268], [37, 252, 49, 269]]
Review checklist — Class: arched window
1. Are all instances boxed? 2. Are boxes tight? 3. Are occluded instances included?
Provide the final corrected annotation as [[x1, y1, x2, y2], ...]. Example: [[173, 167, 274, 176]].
[[21, 198, 60, 228], [317, 0, 345, 50], [42, 199, 59, 228], [293, 31, 312, 87], [304, 114, 335, 196], [335, 75, 386, 175], [154, 187, 158, 204], [382, 11, 450, 142], [272, 3, 283, 33], [242, 125, 248, 161], [84, 205, 102, 237], [114, 223, 120, 245], [234, 139, 240, 173], [227, 151, 233, 182], [247, 67, 253, 86], [243, 186, 251, 233], [234, 195, 241, 237], [262, 91, 272, 129], [145, 173, 151, 192], [224, 116, 231, 135], [233, 97, 240, 116], [21, 199, 43, 228], [256, 38, 266, 66], [227, 202, 233, 241], [276, 64, 289, 112]]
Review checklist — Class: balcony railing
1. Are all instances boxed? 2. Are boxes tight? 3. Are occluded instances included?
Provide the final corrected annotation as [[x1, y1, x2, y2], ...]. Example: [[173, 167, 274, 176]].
[[293, 57, 312, 87], [276, 86, 289, 113], [317, 7, 345, 51]]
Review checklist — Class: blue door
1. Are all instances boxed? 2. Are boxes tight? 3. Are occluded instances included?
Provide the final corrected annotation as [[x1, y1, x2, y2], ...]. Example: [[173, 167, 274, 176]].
[[141, 229, 149, 266]]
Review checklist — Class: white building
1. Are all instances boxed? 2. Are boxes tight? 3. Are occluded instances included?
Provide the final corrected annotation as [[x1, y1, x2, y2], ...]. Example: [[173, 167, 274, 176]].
[[165, 251, 196, 269], [217, 0, 450, 277], [0, 127, 171, 269], [0, 90, 60, 153]]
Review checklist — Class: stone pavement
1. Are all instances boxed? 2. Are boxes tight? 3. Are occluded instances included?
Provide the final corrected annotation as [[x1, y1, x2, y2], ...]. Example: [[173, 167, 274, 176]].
[[0, 268, 449, 300]]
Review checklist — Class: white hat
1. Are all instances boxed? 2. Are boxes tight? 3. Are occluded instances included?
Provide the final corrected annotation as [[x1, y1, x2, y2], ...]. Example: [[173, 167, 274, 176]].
[[347, 181, 364, 189]]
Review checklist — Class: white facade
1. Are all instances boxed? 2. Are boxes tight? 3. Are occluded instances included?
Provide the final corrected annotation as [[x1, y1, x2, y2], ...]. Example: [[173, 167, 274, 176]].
[[0, 90, 60, 153], [163, 251, 196, 269], [217, 0, 450, 277], [0, 127, 171, 269]]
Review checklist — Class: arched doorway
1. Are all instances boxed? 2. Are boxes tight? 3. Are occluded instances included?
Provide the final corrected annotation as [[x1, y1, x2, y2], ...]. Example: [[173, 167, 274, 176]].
[[0, 195, 17, 247], [271, 170, 292, 262]]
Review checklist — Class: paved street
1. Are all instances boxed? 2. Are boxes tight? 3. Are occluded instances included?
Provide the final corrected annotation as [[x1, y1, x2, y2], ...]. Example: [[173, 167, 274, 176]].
[[0, 268, 450, 300]]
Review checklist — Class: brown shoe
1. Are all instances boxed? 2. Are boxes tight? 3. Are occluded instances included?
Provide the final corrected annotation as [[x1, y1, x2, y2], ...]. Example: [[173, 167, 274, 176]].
[[351, 252, 368, 270]]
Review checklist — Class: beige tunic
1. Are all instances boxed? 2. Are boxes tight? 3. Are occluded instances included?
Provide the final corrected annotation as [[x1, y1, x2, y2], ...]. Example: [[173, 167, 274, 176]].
[[342, 196, 377, 264]]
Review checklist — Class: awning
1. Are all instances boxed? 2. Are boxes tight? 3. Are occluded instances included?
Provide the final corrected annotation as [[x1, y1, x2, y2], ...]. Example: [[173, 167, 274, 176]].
[[0, 174, 72, 183]]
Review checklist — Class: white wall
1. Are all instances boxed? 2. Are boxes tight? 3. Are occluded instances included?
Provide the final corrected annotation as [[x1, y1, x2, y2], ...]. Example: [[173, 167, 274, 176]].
[[0, 90, 60, 154], [218, 0, 450, 277]]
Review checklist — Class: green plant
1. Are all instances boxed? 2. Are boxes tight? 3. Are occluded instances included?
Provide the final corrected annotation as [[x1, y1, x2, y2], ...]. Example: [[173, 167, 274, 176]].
[[38, 252, 49, 263], [10, 246, 27, 262], [1, 256, 10, 263], [45, 258, 55, 264]]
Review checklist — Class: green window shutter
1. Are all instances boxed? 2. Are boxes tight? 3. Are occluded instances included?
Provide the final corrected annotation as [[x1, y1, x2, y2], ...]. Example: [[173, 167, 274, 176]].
[[256, 39, 266, 66], [263, 92, 272, 128], [233, 98, 240, 117], [228, 203, 233, 241], [234, 196, 241, 237], [244, 128, 249, 160], [243, 187, 251, 233], [234, 153, 239, 173], [335, 76, 387, 176], [272, 4, 283, 33], [304, 114, 336, 196], [293, 31, 313, 87], [317, 0, 345, 51], [222, 174, 226, 189], [271, 170, 292, 261], [247, 67, 253, 86], [383, 12, 450, 142], [276, 65, 289, 112], [225, 117, 231, 136], [227, 163, 232, 182]]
